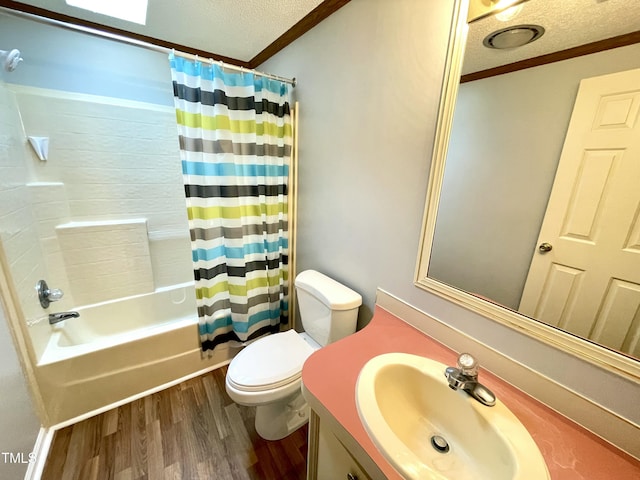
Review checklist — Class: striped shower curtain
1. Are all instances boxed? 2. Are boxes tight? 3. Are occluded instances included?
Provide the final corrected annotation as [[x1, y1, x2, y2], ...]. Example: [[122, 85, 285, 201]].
[[169, 54, 292, 353]]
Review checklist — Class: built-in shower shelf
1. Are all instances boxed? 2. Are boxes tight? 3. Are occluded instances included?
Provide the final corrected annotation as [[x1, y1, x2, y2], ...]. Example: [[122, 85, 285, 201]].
[[56, 218, 154, 305]]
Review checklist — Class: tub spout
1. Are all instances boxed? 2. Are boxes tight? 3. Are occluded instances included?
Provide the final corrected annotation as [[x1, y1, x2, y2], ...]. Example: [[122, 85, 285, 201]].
[[49, 311, 79, 324]]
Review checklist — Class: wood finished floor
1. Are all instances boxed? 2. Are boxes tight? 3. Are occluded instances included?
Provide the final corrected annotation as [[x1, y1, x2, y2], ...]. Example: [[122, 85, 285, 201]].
[[42, 366, 308, 480]]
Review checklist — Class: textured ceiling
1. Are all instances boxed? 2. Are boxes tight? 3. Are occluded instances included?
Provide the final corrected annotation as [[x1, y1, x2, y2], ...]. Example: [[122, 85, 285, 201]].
[[9, 1, 640, 70], [12, 0, 325, 62], [464, 0, 640, 75]]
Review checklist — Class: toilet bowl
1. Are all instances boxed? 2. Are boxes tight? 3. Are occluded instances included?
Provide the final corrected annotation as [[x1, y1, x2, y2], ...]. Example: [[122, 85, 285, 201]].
[[225, 329, 320, 440], [225, 270, 362, 440]]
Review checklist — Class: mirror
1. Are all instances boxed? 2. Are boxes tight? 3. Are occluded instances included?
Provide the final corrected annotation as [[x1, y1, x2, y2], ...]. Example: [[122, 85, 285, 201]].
[[417, 0, 640, 379]]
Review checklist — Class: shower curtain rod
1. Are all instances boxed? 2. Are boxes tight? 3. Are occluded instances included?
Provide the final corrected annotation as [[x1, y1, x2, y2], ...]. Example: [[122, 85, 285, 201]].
[[0, 6, 296, 87], [170, 50, 296, 87]]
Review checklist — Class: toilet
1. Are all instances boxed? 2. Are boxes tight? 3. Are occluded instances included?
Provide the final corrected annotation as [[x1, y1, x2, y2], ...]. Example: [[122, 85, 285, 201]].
[[225, 269, 362, 440]]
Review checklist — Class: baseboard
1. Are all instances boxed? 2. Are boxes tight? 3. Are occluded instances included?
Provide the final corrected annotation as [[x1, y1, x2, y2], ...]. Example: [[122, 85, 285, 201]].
[[375, 288, 640, 460], [23, 427, 54, 480]]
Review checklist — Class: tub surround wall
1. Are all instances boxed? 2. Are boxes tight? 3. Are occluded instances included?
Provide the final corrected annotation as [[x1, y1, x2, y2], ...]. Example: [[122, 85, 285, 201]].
[[260, 0, 640, 442], [0, 12, 190, 338], [0, 80, 42, 480], [13, 85, 191, 283], [6, 85, 194, 359], [26, 182, 73, 306], [0, 82, 48, 346]]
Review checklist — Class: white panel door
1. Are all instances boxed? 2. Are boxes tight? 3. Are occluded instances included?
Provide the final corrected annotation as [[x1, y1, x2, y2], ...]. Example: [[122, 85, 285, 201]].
[[519, 68, 640, 357]]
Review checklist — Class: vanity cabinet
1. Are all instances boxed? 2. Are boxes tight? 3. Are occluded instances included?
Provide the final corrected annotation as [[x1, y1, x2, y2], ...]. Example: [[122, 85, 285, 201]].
[[307, 410, 373, 480]]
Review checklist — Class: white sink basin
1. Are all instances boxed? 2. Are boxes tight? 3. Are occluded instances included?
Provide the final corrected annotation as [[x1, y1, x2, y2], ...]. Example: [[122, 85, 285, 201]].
[[356, 353, 549, 480]]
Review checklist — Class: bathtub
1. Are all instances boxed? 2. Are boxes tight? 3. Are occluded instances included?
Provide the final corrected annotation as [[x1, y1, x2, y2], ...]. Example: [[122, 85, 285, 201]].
[[39, 282, 197, 364], [35, 282, 234, 426]]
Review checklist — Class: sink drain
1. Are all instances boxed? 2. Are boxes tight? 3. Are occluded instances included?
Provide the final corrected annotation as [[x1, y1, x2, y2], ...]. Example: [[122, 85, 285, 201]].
[[430, 435, 450, 453]]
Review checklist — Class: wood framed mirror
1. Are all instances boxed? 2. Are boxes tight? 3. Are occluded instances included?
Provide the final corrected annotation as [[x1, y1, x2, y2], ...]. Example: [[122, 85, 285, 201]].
[[416, 0, 640, 381]]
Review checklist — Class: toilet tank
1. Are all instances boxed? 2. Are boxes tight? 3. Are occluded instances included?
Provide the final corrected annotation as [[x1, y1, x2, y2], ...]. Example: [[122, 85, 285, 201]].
[[295, 270, 362, 346]]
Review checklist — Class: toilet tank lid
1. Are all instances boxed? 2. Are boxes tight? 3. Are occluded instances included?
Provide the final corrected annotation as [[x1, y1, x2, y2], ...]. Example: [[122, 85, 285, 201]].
[[295, 270, 362, 310]]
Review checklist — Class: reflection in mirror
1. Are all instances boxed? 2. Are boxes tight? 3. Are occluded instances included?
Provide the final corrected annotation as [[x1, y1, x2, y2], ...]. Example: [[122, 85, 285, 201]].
[[426, 0, 640, 363]]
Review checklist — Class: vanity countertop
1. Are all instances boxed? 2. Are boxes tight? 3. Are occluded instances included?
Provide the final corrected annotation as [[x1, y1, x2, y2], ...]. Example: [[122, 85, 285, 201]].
[[301, 306, 640, 479]]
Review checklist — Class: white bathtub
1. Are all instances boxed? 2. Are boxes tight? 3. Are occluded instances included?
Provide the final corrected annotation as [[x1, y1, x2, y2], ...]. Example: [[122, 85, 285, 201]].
[[35, 282, 233, 425], [39, 282, 197, 364]]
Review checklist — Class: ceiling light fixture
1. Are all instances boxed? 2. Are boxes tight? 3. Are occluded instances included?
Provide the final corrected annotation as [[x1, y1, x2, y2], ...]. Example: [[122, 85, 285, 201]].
[[483, 25, 545, 49], [64, 0, 149, 25]]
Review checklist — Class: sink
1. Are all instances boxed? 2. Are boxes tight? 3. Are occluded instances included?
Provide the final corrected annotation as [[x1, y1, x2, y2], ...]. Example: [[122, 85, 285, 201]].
[[355, 353, 549, 480]]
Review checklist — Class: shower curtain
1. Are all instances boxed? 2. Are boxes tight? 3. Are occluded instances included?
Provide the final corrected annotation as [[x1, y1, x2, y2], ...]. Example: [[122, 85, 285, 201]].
[[169, 54, 292, 353]]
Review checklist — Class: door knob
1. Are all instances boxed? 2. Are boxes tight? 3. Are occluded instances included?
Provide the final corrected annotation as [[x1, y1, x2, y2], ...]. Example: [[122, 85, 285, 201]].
[[538, 242, 553, 253]]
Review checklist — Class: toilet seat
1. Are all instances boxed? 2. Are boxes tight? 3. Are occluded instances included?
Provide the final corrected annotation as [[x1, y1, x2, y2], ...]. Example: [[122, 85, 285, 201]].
[[227, 329, 315, 392]]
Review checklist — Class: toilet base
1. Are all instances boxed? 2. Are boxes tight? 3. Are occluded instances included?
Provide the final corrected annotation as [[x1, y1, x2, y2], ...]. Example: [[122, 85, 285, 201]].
[[254, 392, 309, 441]]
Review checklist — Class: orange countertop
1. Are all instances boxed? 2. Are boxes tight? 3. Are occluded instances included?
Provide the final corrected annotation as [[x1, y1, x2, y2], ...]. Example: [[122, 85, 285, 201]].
[[301, 307, 640, 479]]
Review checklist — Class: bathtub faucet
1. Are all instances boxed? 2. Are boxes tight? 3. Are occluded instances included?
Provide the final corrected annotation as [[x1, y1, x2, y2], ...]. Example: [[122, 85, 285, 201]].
[[48, 311, 79, 324]]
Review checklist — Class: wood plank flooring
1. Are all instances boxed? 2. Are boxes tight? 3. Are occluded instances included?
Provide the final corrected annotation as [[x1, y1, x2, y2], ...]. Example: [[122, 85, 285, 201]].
[[42, 366, 308, 480]]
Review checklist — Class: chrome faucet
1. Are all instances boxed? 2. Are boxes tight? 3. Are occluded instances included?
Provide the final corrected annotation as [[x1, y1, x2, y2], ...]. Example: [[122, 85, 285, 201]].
[[445, 353, 496, 407], [48, 311, 79, 324]]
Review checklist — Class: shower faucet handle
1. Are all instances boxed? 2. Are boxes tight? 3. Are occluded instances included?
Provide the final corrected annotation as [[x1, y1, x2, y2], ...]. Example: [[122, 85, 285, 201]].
[[48, 288, 64, 301], [36, 279, 64, 309]]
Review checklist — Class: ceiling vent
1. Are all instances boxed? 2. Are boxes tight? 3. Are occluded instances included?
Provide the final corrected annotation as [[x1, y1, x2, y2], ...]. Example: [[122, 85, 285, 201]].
[[483, 25, 545, 49]]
